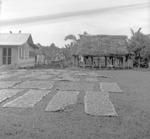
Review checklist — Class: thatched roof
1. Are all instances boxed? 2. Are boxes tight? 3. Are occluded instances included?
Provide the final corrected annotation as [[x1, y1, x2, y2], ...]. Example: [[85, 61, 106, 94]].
[[73, 34, 129, 56]]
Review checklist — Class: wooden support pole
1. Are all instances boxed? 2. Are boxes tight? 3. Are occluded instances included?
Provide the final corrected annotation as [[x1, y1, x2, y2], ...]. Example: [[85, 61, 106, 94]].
[[74, 56, 75, 66], [91, 56, 93, 68], [97, 57, 99, 68], [77, 56, 79, 67], [99, 57, 101, 69], [123, 56, 126, 69], [83, 56, 85, 68], [105, 56, 107, 68], [112, 57, 114, 65], [75, 56, 77, 67], [89, 56, 92, 67], [73, 56, 75, 66]]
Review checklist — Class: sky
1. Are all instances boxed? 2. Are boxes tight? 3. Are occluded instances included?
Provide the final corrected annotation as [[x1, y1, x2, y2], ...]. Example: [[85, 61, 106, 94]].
[[0, 0, 150, 47]]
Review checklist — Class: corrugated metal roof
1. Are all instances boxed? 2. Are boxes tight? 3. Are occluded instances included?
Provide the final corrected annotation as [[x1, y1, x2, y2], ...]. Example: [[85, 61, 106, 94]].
[[0, 33, 31, 46]]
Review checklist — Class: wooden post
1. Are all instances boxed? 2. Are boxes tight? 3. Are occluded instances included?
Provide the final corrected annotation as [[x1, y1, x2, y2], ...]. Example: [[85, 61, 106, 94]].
[[105, 56, 107, 68], [83, 56, 85, 68], [123, 56, 126, 69], [113, 57, 115, 68], [74, 56, 76, 67], [98, 57, 100, 69], [89, 56, 91, 68], [91, 56, 93, 69], [127, 56, 129, 69], [73, 56, 75, 67], [112, 57, 114, 65], [76, 56, 79, 67], [128, 55, 133, 69], [99, 57, 101, 69], [75, 56, 77, 67]]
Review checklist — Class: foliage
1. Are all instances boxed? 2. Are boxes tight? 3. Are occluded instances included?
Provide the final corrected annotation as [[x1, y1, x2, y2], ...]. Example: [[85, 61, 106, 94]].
[[63, 34, 84, 66], [38, 43, 65, 65], [64, 34, 77, 42], [128, 28, 150, 67]]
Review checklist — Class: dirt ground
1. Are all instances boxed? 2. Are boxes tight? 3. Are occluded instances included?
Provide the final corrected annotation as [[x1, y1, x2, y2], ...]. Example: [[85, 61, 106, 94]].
[[0, 68, 150, 139]]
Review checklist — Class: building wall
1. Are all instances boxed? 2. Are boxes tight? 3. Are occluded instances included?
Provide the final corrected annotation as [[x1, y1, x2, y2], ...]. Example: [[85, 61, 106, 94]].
[[37, 55, 45, 65], [0, 46, 18, 66], [17, 43, 35, 67], [0, 47, 2, 65], [11, 47, 18, 65], [0, 43, 36, 67]]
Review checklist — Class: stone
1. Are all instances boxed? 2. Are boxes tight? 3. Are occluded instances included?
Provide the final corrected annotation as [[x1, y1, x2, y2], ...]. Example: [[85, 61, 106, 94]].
[[88, 72, 98, 77], [74, 73, 88, 76], [45, 91, 80, 111], [18, 72, 40, 79], [33, 75, 53, 80], [3, 89, 50, 108], [85, 77, 98, 82], [0, 74, 10, 79], [13, 81, 53, 89], [56, 82, 80, 91], [55, 74, 79, 82], [57, 82, 95, 91], [100, 82, 123, 93], [0, 89, 23, 103], [0, 81, 19, 88], [84, 91, 117, 116]]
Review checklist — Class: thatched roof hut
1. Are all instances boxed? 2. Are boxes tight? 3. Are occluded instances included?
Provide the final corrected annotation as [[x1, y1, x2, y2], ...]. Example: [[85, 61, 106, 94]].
[[73, 34, 129, 56]]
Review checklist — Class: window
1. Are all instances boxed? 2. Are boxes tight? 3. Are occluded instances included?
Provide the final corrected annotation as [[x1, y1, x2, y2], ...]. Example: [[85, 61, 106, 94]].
[[8, 48, 11, 64], [3, 48, 7, 64], [3, 48, 7, 56], [2, 48, 11, 65], [19, 47, 21, 59], [8, 57, 11, 64], [22, 47, 24, 59], [19, 47, 26, 59], [3, 56, 7, 64]]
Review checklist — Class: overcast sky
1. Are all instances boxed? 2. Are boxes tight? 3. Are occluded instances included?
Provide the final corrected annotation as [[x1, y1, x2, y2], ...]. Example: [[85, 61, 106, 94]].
[[0, 0, 149, 47]]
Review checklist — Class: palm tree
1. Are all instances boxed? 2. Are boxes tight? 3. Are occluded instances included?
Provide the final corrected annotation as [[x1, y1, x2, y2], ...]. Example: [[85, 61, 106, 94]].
[[64, 34, 77, 42], [64, 34, 78, 65], [64, 34, 78, 49], [64, 34, 78, 53], [128, 28, 150, 67]]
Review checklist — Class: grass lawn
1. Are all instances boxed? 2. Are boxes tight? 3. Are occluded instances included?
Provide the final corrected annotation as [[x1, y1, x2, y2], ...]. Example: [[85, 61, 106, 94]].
[[0, 69, 150, 139]]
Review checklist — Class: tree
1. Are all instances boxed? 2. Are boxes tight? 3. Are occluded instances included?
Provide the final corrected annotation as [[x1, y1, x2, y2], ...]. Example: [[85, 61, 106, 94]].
[[64, 34, 78, 51], [63, 34, 78, 65], [64, 34, 77, 42], [63, 32, 89, 65], [128, 28, 150, 67]]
